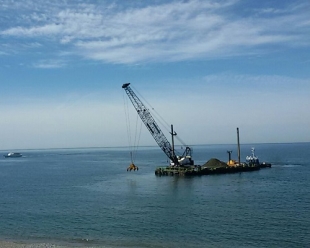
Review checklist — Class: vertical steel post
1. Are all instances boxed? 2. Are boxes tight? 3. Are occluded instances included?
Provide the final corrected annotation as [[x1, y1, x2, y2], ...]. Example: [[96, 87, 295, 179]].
[[171, 124, 175, 160], [237, 127, 241, 165]]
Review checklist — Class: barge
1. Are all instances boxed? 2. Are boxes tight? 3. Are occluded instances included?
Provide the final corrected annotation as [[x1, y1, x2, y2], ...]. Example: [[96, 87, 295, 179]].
[[155, 163, 260, 176], [155, 161, 270, 176], [155, 150, 271, 177]]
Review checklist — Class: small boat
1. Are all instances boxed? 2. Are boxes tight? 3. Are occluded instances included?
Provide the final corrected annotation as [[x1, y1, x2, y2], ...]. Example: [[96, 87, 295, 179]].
[[246, 148, 271, 168], [4, 152, 22, 158], [246, 147, 260, 166]]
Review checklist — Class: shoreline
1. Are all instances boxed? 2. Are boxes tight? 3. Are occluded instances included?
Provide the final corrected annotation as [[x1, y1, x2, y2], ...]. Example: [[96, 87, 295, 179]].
[[0, 240, 101, 248], [0, 241, 67, 248]]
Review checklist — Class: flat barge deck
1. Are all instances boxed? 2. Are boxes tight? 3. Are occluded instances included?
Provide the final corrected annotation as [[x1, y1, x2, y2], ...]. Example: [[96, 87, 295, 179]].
[[155, 162, 271, 176]]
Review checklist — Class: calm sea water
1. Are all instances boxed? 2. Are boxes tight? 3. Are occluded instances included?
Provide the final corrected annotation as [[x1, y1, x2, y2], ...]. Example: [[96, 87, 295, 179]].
[[0, 143, 309, 248]]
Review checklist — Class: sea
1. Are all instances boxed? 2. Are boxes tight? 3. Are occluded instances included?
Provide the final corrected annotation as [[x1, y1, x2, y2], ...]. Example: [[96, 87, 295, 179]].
[[0, 143, 309, 248]]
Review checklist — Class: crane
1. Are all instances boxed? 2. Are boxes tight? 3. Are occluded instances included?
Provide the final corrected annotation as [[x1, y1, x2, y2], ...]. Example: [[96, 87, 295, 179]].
[[122, 83, 194, 166]]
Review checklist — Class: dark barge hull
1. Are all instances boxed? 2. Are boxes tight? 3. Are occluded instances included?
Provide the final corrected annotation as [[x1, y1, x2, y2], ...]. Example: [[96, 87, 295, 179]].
[[155, 163, 270, 176]]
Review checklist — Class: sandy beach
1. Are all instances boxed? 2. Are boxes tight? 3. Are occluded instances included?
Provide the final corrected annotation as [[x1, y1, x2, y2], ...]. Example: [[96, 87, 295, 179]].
[[0, 241, 62, 248], [0, 241, 69, 248], [0, 241, 99, 248]]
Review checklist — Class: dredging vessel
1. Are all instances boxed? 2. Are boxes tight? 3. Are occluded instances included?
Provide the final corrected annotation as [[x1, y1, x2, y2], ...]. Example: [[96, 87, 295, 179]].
[[122, 83, 271, 176]]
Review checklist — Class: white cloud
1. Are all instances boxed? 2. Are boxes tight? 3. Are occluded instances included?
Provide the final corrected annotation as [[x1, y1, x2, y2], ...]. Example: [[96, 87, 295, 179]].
[[1, 0, 309, 64], [32, 59, 67, 68]]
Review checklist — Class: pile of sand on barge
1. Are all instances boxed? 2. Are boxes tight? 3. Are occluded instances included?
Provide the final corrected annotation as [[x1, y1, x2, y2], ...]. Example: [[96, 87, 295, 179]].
[[202, 158, 227, 169]]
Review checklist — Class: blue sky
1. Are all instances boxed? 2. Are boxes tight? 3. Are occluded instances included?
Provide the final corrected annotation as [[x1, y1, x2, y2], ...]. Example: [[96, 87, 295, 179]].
[[0, 0, 309, 150]]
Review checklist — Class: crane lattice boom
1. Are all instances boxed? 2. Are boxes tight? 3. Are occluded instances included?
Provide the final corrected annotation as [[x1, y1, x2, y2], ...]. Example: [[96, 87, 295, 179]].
[[122, 83, 178, 164], [122, 83, 194, 166]]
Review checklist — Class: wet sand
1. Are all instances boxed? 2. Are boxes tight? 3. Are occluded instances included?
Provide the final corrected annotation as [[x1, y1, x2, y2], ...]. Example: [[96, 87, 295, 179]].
[[0, 241, 68, 248], [0, 241, 99, 248]]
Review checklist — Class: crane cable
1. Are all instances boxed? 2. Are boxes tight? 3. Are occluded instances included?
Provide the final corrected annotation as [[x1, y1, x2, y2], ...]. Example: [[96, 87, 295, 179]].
[[123, 92, 132, 162], [132, 111, 143, 163], [131, 85, 188, 147], [123, 91, 142, 164]]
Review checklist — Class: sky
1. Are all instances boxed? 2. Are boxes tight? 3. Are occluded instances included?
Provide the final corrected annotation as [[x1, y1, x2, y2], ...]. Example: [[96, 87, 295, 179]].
[[0, 0, 309, 150]]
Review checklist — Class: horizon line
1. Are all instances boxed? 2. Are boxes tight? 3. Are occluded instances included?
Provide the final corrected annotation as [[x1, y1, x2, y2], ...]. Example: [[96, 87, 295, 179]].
[[1, 141, 309, 152]]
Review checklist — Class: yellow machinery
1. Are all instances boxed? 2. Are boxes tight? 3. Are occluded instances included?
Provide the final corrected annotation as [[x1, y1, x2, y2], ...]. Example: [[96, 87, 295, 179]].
[[227, 160, 239, 166], [127, 163, 139, 171]]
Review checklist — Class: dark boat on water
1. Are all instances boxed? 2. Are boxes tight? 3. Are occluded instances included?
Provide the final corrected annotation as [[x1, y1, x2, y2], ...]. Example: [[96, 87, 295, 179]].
[[4, 152, 22, 158]]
